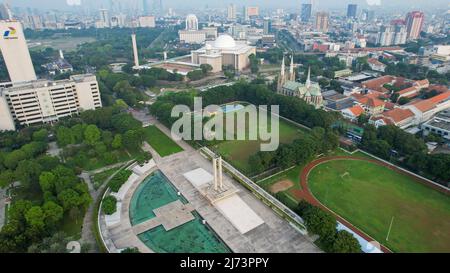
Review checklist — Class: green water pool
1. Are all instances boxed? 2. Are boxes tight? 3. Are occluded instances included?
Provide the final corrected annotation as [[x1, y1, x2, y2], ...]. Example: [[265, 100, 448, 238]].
[[129, 170, 231, 253]]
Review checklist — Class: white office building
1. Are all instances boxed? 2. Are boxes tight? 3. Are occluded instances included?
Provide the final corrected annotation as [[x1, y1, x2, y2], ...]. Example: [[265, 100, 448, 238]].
[[0, 74, 102, 131]]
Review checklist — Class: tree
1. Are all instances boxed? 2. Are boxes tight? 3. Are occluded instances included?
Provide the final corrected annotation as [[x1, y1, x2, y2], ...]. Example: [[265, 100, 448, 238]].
[[25, 206, 45, 230], [121, 247, 140, 253], [84, 124, 101, 146], [0, 170, 15, 189], [329, 230, 361, 253], [200, 64, 213, 75], [42, 201, 64, 228], [122, 129, 144, 151], [32, 129, 48, 142], [187, 70, 204, 81], [249, 53, 259, 73], [102, 196, 117, 215], [39, 171, 56, 193], [27, 232, 69, 253], [57, 189, 81, 211], [398, 97, 411, 105], [111, 134, 122, 149], [56, 126, 74, 147], [303, 206, 336, 239], [3, 149, 27, 169], [318, 78, 330, 88]]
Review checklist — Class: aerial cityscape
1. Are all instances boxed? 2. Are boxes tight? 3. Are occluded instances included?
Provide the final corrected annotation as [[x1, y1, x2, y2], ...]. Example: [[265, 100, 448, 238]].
[[0, 0, 448, 258]]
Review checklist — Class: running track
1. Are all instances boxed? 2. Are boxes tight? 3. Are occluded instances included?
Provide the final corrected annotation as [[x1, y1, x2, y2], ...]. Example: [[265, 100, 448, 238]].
[[290, 156, 449, 253]]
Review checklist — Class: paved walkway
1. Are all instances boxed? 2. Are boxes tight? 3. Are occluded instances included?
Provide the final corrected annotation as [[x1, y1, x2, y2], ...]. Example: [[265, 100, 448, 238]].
[[0, 188, 6, 230], [78, 161, 132, 253]]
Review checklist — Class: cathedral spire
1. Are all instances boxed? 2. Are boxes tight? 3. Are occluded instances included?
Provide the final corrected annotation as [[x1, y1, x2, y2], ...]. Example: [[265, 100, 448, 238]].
[[306, 66, 311, 89], [289, 55, 295, 81]]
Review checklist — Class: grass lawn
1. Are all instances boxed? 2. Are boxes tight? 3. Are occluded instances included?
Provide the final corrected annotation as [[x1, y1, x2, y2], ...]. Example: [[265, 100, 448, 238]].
[[91, 167, 121, 190], [60, 212, 84, 240], [143, 125, 183, 157], [212, 115, 307, 174], [308, 159, 450, 253]]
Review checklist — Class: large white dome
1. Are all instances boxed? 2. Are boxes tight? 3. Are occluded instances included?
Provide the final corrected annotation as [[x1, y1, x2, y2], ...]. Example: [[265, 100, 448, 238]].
[[214, 34, 236, 49]]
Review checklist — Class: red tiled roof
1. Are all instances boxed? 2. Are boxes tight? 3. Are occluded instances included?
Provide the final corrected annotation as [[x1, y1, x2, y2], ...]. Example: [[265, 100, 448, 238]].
[[367, 97, 385, 108], [383, 108, 414, 123], [367, 58, 386, 67], [428, 91, 450, 104], [347, 105, 365, 116], [398, 86, 418, 95]]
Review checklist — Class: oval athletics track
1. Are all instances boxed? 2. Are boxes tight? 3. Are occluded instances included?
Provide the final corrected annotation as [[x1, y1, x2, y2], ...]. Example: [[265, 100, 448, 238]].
[[289, 155, 449, 254]]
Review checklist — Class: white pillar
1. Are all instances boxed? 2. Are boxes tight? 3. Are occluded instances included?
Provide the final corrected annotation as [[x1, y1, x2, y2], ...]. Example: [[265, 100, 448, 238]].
[[213, 157, 218, 191], [218, 157, 223, 190], [131, 33, 139, 68]]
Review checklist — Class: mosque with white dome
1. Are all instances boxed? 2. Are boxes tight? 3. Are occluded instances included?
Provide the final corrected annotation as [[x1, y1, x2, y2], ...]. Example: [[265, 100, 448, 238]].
[[191, 34, 256, 73]]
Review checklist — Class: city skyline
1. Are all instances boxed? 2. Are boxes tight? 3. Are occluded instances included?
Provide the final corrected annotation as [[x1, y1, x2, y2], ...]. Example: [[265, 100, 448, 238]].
[[7, 0, 450, 11]]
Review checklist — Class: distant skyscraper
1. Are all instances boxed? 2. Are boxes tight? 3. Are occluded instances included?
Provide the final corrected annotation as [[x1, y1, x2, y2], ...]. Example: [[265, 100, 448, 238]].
[[405, 11, 425, 40], [152, 0, 163, 15], [246, 6, 259, 18], [315, 12, 329, 32], [142, 0, 149, 15], [99, 9, 110, 28], [0, 20, 37, 83], [185, 14, 198, 31], [0, 3, 12, 20], [243, 6, 249, 21], [301, 3, 312, 22], [227, 4, 236, 21], [263, 19, 272, 35], [347, 4, 357, 18]]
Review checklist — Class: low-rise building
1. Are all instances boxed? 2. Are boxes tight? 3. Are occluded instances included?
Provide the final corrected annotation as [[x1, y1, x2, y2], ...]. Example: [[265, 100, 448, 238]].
[[367, 58, 387, 72], [341, 105, 365, 122], [421, 108, 450, 141], [369, 108, 415, 128]]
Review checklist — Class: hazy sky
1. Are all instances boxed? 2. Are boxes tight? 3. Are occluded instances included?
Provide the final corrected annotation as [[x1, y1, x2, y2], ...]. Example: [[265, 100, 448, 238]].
[[8, 0, 450, 10]]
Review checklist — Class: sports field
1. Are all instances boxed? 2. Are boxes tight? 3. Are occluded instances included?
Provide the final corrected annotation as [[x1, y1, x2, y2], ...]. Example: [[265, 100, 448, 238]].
[[308, 159, 450, 253], [143, 125, 183, 157], [211, 115, 307, 174]]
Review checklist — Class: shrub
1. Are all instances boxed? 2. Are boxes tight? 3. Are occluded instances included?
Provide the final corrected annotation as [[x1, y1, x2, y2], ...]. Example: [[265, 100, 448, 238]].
[[108, 169, 132, 192], [102, 196, 117, 215]]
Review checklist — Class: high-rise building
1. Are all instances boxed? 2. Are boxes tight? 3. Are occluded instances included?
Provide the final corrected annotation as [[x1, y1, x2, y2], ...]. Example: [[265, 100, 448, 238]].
[[243, 6, 249, 21], [315, 12, 329, 32], [393, 24, 408, 45], [0, 3, 12, 20], [99, 9, 110, 28], [227, 4, 236, 21], [0, 75, 102, 131], [0, 20, 36, 83], [142, 0, 149, 15], [405, 11, 424, 40], [301, 3, 312, 22], [185, 14, 198, 31], [347, 4, 357, 18], [377, 25, 394, 46], [362, 9, 375, 21], [263, 19, 272, 35], [247, 6, 259, 18]]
